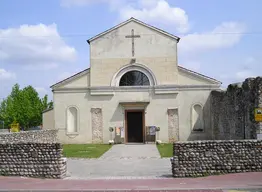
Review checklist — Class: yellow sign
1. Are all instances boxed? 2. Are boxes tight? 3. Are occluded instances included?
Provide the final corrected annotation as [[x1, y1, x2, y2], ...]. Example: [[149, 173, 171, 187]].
[[10, 123, 20, 132], [255, 108, 262, 122]]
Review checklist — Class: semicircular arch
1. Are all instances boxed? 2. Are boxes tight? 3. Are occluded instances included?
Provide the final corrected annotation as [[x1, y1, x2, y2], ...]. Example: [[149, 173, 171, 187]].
[[111, 63, 157, 86]]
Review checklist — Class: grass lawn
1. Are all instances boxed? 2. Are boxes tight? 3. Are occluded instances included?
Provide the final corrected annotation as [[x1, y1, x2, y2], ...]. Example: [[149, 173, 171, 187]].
[[62, 144, 112, 158], [156, 143, 173, 158]]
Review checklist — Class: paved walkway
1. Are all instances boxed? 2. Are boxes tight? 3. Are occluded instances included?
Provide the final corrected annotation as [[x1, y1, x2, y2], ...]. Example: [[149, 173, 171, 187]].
[[100, 144, 161, 159], [66, 144, 170, 179], [1, 172, 262, 191]]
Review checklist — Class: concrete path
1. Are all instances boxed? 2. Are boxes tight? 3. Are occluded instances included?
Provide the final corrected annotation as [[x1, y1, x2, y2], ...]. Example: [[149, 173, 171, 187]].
[[66, 158, 171, 179], [100, 144, 161, 159], [66, 144, 170, 179], [1, 172, 262, 191]]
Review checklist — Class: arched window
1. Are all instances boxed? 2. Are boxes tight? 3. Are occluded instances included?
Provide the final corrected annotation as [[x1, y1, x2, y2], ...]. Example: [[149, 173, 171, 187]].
[[119, 71, 150, 86], [192, 104, 204, 131], [67, 107, 78, 133]]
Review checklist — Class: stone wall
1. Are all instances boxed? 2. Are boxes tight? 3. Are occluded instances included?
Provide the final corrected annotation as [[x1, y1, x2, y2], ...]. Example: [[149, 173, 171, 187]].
[[0, 129, 9, 134], [211, 77, 262, 139], [0, 130, 58, 143], [0, 130, 66, 179], [171, 140, 262, 177]]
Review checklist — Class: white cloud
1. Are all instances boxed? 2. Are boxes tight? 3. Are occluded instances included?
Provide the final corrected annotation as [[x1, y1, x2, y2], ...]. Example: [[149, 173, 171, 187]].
[[0, 23, 77, 70], [0, 68, 16, 80], [179, 22, 246, 53], [23, 63, 58, 71], [61, 0, 189, 33], [119, 0, 189, 33]]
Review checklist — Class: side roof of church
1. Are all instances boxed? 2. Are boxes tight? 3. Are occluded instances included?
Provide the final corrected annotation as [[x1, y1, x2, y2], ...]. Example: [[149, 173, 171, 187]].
[[50, 66, 221, 89], [87, 17, 180, 44], [51, 68, 89, 89]]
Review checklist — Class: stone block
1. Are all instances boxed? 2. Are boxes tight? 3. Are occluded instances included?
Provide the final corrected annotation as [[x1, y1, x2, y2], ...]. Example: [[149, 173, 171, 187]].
[[171, 140, 262, 177], [0, 130, 66, 179]]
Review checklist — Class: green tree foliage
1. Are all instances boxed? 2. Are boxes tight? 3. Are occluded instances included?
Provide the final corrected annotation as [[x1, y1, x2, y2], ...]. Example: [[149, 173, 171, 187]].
[[0, 84, 53, 129]]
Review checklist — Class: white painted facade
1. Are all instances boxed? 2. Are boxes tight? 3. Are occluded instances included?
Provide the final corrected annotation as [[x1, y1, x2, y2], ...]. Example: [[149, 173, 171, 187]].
[[44, 18, 221, 144]]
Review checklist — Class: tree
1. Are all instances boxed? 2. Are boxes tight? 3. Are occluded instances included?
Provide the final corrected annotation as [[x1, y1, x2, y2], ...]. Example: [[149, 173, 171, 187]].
[[0, 84, 53, 129]]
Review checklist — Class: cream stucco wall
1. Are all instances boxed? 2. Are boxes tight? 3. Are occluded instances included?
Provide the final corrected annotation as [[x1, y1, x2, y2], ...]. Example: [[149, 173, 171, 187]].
[[60, 71, 90, 88], [90, 21, 178, 87], [53, 87, 214, 144], [42, 109, 54, 130], [47, 18, 222, 144], [178, 69, 215, 85]]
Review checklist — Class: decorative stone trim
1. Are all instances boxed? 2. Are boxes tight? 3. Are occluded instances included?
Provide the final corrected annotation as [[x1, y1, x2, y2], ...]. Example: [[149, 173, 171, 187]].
[[91, 108, 103, 143], [167, 108, 179, 142]]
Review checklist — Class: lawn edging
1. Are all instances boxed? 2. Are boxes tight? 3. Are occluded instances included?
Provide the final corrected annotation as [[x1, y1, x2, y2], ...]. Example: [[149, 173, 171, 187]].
[[156, 143, 173, 158], [62, 144, 112, 158]]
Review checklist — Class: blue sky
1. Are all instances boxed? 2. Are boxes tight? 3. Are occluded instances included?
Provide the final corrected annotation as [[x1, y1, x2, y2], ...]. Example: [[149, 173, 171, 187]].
[[0, 0, 261, 100]]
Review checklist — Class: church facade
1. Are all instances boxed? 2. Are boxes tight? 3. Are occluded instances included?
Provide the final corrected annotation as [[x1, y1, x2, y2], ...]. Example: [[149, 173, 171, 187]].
[[43, 18, 221, 144]]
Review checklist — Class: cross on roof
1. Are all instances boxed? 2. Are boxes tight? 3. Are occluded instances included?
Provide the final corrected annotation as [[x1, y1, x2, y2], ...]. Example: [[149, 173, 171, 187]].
[[125, 29, 140, 57]]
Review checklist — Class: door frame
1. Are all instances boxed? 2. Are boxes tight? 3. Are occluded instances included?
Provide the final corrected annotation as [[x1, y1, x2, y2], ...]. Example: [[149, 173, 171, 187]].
[[125, 109, 145, 143]]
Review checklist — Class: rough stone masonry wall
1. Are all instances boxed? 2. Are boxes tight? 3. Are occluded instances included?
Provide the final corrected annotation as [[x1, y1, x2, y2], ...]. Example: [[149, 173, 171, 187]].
[[211, 77, 262, 140], [0, 130, 66, 179], [0, 130, 58, 143], [172, 140, 262, 177]]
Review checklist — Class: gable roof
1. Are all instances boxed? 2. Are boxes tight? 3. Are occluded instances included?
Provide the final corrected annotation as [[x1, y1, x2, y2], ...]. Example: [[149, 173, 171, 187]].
[[87, 17, 180, 44], [50, 68, 90, 89], [178, 66, 222, 84], [50, 66, 221, 89]]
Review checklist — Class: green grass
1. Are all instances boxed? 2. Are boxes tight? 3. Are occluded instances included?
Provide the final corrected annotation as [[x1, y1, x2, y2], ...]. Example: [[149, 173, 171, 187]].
[[62, 144, 112, 158], [156, 143, 173, 158]]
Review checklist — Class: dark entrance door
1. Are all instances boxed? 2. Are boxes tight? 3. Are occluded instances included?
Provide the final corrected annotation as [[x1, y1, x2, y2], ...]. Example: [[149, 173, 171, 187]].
[[126, 111, 144, 143]]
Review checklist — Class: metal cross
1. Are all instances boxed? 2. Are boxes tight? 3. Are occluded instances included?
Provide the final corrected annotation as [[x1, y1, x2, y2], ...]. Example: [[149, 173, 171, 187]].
[[125, 29, 140, 57]]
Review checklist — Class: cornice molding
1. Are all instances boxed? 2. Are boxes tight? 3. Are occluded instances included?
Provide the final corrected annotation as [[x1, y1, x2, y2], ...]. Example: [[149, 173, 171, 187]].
[[53, 84, 221, 95]]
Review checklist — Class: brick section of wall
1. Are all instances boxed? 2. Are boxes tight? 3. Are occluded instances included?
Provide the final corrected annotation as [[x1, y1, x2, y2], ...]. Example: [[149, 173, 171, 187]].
[[0, 130, 66, 179], [211, 77, 262, 140], [171, 140, 262, 178]]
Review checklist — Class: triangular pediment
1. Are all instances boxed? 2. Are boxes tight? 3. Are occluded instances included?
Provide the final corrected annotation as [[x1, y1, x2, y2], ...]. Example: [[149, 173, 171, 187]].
[[51, 68, 90, 89], [87, 17, 180, 44]]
